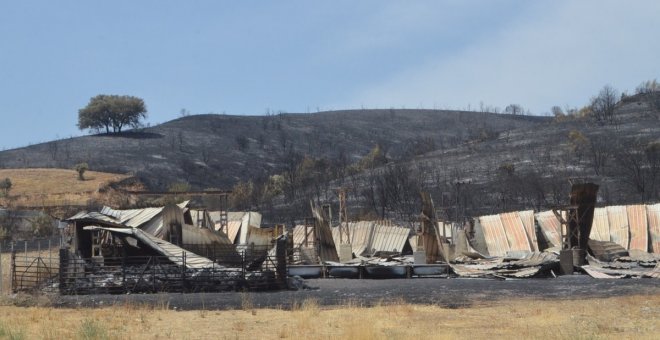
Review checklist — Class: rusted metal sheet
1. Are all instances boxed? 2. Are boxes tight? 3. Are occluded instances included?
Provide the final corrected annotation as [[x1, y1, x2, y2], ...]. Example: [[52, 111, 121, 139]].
[[647, 204, 660, 254], [588, 239, 628, 262], [627, 205, 648, 252], [500, 212, 531, 253], [478, 214, 510, 257], [518, 210, 538, 252], [449, 252, 558, 278], [535, 210, 562, 248], [310, 203, 339, 263], [607, 206, 629, 249], [589, 207, 610, 242]]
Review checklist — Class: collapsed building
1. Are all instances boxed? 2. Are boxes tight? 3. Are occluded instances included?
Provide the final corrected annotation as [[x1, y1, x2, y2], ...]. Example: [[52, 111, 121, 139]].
[[9, 183, 659, 295], [59, 202, 287, 294]]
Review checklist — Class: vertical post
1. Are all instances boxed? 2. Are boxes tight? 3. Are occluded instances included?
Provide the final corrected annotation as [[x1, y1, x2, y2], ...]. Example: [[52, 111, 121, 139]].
[[181, 252, 186, 293], [10, 249, 16, 293], [0, 244, 3, 294], [48, 240, 52, 277], [122, 254, 126, 294], [59, 248, 67, 294]]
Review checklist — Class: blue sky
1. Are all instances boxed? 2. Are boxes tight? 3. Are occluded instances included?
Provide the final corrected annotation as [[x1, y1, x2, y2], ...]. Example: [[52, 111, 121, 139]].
[[1, 1, 659, 150]]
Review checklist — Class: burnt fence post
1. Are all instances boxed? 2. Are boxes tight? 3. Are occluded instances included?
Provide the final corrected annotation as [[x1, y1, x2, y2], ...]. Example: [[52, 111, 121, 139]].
[[10, 249, 16, 293], [58, 248, 68, 294]]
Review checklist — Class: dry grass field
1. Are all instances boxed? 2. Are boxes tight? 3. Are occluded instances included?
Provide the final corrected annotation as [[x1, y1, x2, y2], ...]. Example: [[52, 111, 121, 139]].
[[0, 168, 128, 207], [0, 294, 657, 339]]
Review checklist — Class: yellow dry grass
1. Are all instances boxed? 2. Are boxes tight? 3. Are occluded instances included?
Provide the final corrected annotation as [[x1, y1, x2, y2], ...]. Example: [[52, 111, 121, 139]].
[[0, 294, 657, 339], [0, 168, 128, 207]]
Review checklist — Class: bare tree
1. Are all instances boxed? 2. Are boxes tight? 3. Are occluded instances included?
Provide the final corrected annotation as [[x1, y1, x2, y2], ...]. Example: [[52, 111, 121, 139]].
[[590, 85, 619, 125]]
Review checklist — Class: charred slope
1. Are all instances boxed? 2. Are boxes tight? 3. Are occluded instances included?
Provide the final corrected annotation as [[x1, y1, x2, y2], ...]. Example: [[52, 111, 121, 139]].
[[307, 94, 660, 223], [0, 109, 546, 190]]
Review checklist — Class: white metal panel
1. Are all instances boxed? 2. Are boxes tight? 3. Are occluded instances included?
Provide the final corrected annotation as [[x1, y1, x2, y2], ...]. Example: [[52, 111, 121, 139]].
[[607, 206, 629, 249], [590, 207, 610, 242]]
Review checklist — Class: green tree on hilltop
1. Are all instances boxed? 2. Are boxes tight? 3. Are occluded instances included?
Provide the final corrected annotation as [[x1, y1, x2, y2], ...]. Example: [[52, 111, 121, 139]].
[[78, 94, 147, 133]]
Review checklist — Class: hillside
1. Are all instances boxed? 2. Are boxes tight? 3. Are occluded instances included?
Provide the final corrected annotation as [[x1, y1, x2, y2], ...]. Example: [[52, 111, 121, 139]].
[[0, 109, 546, 191], [313, 93, 660, 223], [0, 94, 657, 225], [0, 168, 131, 208]]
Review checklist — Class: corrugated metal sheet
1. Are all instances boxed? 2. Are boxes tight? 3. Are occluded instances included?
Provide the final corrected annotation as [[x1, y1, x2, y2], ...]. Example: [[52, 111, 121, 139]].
[[450, 252, 558, 278], [83, 226, 215, 269], [647, 203, 660, 254], [518, 210, 538, 252], [293, 225, 315, 248], [479, 214, 510, 257], [627, 205, 648, 252], [310, 204, 339, 262], [330, 221, 410, 256], [535, 210, 562, 248], [607, 206, 629, 249], [500, 212, 531, 252], [331, 221, 371, 256], [590, 207, 610, 242], [369, 223, 410, 254]]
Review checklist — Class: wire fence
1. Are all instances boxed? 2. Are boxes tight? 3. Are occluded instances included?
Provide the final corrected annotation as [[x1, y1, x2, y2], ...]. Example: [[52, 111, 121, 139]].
[[0, 237, 61, 253]]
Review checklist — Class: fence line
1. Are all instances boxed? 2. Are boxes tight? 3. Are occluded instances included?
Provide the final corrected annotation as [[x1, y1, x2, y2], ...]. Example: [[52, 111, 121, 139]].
[[11, 249, 286, 294]]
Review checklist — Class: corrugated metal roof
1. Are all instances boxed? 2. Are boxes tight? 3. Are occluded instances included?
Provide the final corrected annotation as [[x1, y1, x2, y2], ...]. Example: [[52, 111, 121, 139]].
[[590, 207, 610, 242], [535, 210, 562, 248], [607, 206, 629, 249], [627, 205, 648, 252], [500, 212, 531, 253], [479, 214, 510, 257], [519, 210, 538, 252], [647, 204, 660, 254]]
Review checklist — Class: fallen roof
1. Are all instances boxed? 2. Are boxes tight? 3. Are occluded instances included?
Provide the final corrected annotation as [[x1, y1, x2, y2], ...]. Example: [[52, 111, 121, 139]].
[[83, 226, 216, 269], [581, 254, 660, 279], [450, 252, 558, 279]]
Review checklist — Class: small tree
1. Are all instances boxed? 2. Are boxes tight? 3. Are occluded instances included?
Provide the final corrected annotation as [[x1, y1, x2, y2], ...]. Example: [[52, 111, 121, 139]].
[[75, 163, 89, 181], [0, 178, 11, 197]]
